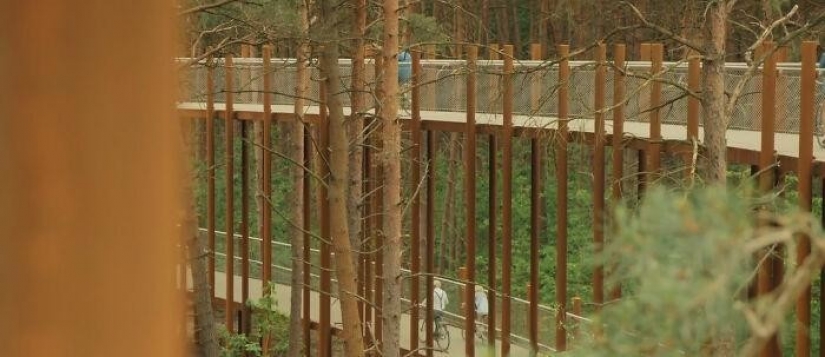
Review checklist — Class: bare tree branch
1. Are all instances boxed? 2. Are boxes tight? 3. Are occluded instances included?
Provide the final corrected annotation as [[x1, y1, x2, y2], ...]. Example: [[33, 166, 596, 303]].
[[623, 1, 703, 53], [179, 0, 247, 16]]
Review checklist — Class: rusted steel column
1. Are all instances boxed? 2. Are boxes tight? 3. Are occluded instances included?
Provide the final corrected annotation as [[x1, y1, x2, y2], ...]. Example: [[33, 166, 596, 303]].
[[1, 2, 182, 354], [687, 53, 700, 142], [571, 297, 583, 344], [425, 130, 437, 357], [637, 44, 651, 196], [410, 50, 423, 353], [647, 43, 663, 182], [796, 40, 817, 357], [303, 127, 312, 356], [224, 54, 236, 332], [207, 62, 217, 298], [501, 44, 515, 357], [609, 44, 625, 301], [240, 113, 251, 333], [758, 41, 779, 357], [556, 44, 570, 350], [261, 46, 273, 288], [489, 44, 501, 114], [487, 132, 498, 353], [531, 44, 542, 113], [529, 135, 541, 354], [465, 45, 479, 357], [373, 54, 384, 346], [593, 43, 606, 310], [821, 178, 825, 357], [318, 82, 332, 357]]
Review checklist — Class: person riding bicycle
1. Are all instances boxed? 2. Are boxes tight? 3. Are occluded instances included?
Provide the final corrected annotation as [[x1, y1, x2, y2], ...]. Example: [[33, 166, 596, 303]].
[[421, 280, 449, 337], [474, 285, 488, 323]]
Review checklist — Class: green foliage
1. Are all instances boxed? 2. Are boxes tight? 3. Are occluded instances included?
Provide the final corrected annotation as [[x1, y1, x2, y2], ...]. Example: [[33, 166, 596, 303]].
[[218, 285, 290, 357]]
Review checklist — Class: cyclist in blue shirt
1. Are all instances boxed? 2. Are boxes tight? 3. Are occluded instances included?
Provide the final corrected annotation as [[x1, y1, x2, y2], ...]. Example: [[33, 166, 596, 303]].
[[398, 49, 412, 110]]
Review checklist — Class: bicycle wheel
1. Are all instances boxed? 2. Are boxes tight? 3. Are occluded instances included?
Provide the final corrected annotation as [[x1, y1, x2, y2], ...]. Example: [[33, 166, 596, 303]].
[[435, 324, 451, 351]]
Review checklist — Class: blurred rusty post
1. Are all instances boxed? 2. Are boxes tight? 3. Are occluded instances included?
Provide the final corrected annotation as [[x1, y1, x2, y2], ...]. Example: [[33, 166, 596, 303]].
[[240, 103, 251, 334], [637, 44, 651, 195], [687, 53, 700, 141], [302, 125, 312, 355], [647, 43, 663, 182], [373, 53, 385, 346], [261, 45, 273, 288], [556, 43, 570, 350], [207, 60, 217, 299], [410, 50, 423, 353], [796, 40, 816, 357], [487, 41, 500, 357], [224, 54, 237, 333], [530, 133, 541, 355], [593, 43, 606, 312], [758, 41, 779, 357], [609, 44, 625, 300], [0, 2, 183, 356], [425, 129, 437, 357], [465, 45, 479, 357], [318, 80, 332, 357], [501, 44, 515, 357], [531, 44, 542, 113]]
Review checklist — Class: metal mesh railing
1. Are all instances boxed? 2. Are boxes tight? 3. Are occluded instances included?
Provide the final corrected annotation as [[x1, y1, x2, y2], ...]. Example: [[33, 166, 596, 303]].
[[179, 58, 813, 135], [202, 228, 585, 353]]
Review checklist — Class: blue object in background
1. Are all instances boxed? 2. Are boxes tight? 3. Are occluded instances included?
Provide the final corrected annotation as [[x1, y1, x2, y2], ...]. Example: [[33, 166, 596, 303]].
[[398, 50, 412, 85], [819, 52, 825, 69]]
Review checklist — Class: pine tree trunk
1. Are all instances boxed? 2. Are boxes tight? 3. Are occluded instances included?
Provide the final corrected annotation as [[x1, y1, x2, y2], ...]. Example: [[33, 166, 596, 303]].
[[319, 37, 366, 357], [380, 0, 402, 353], [286, 6, 309, 354], [349, 0, 367, 259], [700, 2, 729, 184]]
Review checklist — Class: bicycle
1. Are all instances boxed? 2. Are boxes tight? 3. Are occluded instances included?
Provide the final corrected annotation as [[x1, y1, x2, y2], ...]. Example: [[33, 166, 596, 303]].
[[460, 316, 487, 342], [419, 314, 451, 351]]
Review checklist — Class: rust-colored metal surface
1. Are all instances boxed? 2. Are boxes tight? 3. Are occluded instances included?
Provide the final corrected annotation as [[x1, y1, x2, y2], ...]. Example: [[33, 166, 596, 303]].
[[796, 41, 816, 357], [240, 112, 251, 333], [363, 118, 374, 334], [593, 43, 606, 309], [425, 129, 437, 357], [609, 44, 625, 301], [410, 50, 423, 353], [487, 47, 499, 355], [556, 44, 571, 350], [318, 82, 332, 357], [261, 46, 273, 287], [648, 43, 663, 181], [529, 45, 542, 354], [303, 125, 313, 356], [207, 62, 217, 298], [687, 54, 700, 141], [501, 45, 515, 357], [0, 2, 182, 356], [224, 54, 236, 332], [464, 45, 479, 357], [374, 54, 385, 346]]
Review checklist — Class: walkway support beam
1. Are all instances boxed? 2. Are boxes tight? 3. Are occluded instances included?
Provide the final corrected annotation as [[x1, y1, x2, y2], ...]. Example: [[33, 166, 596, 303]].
[[556, 43, 570, 350]]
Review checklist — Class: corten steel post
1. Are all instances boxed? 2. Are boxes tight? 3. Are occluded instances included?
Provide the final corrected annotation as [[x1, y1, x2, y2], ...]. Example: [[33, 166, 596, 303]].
[[426, 129, 437, 357], [758, 41, 779, 357], [240, 109, 251, 334], [261, 46, 273, 288], [410, 51, 423, 354], [465, 45, 479, 357], [796, 40, 817, 357], [489, 44, 501, 114], [487, 134, 498, 355], [225, 54, 237, 332], [593, 43, 607, 309], [319, 82, 332, 357], [687, 53, 700, 142], [501, 44, 515, 357], [637, 44, 651, 196], [1, 2, 183, 355], [529, 131, 541, 355], [647, 44, 663, 183], [821, 179, 825, 357], [531, 44, 542, 113], [609, 44, 625, 301], [556, 44, 571, 350], [303, 126, 313, 356], [207, 63, 217, 298], [487, 45, 499, 355]]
